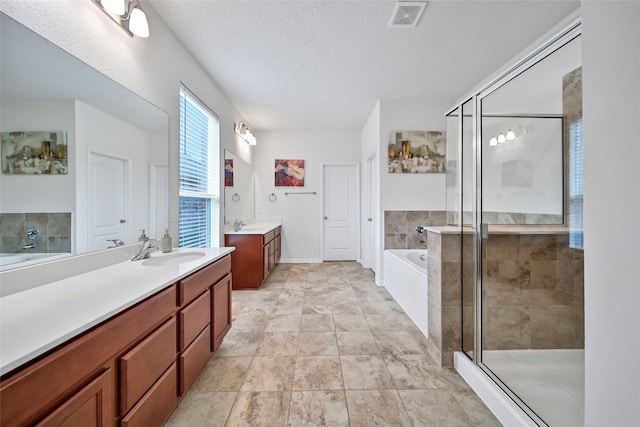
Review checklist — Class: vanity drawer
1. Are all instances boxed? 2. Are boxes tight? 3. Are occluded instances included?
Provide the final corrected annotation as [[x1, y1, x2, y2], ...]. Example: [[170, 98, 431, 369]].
[[119, 317, 176, 414], [179, 255, 231, 305], [179, 290, 210, 351], [179, 325, 211, 395], [120, 363, 177, 427], [274, 226, 281, 237], [262, 230, 275, 245]]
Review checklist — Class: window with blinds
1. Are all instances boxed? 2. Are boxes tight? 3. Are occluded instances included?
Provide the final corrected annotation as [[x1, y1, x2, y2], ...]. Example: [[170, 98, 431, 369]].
[[569, 118, 583, 249], [179, 86, 220, 248]]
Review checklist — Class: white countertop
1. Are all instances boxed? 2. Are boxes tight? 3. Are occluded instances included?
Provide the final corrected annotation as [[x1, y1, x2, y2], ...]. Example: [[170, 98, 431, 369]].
[[224, 222, 281, 235], [0, 247, 234, 376]]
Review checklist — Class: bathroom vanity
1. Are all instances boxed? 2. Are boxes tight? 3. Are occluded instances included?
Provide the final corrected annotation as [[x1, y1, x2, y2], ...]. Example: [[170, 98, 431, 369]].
[[0, 247, 234, 427], [224, 223, 281, 289]]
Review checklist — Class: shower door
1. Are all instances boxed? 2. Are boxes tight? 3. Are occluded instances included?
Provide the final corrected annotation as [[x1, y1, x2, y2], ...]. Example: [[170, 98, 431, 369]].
[[475, 33, 584, 426]]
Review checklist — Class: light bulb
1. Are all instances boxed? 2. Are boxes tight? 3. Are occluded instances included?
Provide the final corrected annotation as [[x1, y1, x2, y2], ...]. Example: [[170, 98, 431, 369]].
[[101, 0, 125, 15], [489, 137, 498, 146], [497, 133, 506, 144], [506, 129, 516, 140], [129, 6, 149, 38]]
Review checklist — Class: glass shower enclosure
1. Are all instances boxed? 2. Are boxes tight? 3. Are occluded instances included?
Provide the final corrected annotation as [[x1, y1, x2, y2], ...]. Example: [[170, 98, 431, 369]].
[[445, 18, 584, 427]]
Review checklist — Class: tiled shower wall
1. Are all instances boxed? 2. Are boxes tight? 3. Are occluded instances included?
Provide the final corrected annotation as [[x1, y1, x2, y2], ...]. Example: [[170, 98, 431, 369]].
[[384, 210, 446, 249], [478, 233, 584, 350], [0, 212, 72, 253]]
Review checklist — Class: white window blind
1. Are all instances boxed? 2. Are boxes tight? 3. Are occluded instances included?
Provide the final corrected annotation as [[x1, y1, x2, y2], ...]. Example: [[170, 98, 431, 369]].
[[179, 86, 220, 248], [569, 118, 583, 249]]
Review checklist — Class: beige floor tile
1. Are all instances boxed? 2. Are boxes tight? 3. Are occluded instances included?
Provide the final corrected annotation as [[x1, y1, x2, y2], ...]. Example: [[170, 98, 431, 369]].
[[298, 332, 339, 356], [293, 356, 344, 390], [345, 390, 411, 427], [453, 390, 503, 426], [373, 330, 426, 355], [167, 261, 499, 427], [300, 314, 335, 331], [256, 332, 299, 356], [190, 356, 252, 392], [365, 313, 417, 331], [333, 314, 370, 332], [265, 314, 302, 332], [240, 356, 296, 391], [336, 331, 381, 355], [287, 391, 349, 427], [340, 355, 394, 389], [227, 391, 291, 427], [213, 331, 263, 357], [399, 389, 474, 427], [165, 391, 236, 427]]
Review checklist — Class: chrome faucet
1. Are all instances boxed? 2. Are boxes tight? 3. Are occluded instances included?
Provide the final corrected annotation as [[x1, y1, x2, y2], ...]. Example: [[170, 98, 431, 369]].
[[107, 239, 125, 248], [131, 239, 158, 261], [416, 225, 428, 236]]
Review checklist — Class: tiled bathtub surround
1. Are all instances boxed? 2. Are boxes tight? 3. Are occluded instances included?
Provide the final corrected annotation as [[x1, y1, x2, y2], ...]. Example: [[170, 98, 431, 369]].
[[0, 212, 71, 253], [384, 210, 446, 250], [445, 211, 563, 226]]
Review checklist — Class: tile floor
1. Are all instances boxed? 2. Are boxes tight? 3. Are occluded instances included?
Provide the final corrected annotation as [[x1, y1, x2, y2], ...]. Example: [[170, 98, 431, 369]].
[[166, 262, 501, 426]]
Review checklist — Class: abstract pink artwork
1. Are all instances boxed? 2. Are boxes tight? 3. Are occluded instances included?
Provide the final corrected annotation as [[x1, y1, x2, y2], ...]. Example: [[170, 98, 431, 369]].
[[274, 159, 305, 186]]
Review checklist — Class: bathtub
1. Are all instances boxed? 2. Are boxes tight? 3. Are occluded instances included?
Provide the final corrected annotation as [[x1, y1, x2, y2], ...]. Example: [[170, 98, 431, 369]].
[[384, 249, 428, 337], [0, 253, 71, 272]]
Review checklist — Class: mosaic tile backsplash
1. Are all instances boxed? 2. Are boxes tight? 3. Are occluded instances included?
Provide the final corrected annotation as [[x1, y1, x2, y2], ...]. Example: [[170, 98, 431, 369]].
[[0, 212, 71, 253], [384, 210, 447, 250]]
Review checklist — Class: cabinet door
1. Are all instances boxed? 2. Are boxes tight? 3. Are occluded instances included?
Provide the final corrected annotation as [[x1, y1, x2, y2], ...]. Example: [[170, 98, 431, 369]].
[[36, 368, 113, 427], [212, 273, 232, 352], [263, 243, 270, 279]]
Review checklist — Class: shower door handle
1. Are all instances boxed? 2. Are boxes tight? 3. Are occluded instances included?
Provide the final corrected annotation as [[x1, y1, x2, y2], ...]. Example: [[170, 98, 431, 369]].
[[480, 223, 489, 239]]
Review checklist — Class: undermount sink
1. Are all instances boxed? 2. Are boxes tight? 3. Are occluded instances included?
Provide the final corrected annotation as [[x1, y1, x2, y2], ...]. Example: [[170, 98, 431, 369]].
[[141, 251, 206, 267]]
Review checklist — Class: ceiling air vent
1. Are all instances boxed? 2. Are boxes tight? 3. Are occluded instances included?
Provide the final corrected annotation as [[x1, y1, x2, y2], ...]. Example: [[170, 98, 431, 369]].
[[388, 1, 428, 28]]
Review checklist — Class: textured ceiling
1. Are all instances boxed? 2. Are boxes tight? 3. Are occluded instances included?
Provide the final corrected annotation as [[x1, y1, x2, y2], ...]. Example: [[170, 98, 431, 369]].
[[149, 0, 579, 131]]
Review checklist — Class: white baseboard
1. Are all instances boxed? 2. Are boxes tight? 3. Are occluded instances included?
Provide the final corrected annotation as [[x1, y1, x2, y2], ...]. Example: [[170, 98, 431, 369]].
[[279, 258, 323, 264], [454, 352, 538, 427]]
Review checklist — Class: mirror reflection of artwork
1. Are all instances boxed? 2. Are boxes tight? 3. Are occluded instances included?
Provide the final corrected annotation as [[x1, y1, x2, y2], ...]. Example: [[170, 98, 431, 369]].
[[388, 130, 446, 173], [275, 159, 305, 186], [1, 131, 68, 174], [225, 159, 234, 186]]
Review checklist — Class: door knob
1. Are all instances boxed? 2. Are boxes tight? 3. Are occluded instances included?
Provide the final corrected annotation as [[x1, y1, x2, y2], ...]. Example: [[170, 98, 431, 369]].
[[367, 218, 372, 222], [120, 219, 126, 223], [324, 216, 328, 220]]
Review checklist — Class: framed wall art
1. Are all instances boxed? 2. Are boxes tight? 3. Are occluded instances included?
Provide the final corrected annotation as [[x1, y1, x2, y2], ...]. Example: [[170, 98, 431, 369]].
[[275, 159, 304, 186], [1, 131, 68, 174], [388, 130, 446, 173]]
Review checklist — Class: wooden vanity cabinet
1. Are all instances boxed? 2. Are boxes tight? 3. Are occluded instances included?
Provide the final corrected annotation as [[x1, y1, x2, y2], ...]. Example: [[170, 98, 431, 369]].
[[0, 254, 233, 427], [226, 226, 281, 289]]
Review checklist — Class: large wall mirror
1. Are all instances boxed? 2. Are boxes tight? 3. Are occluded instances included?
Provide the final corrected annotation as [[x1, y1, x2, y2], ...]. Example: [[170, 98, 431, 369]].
[[0, 13, 169, 271], [223, 150, 254, 225]]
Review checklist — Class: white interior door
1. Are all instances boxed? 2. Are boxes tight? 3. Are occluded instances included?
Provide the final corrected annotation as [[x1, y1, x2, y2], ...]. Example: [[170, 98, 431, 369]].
[[150, 164, 169, 239], [323, 164, 358, 261], [88, 152, 127, 250]]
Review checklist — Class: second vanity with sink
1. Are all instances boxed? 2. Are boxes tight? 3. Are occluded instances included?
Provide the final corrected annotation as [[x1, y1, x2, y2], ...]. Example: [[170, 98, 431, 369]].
[[225, 222, 281, 289], [0, 246, 234, 426]]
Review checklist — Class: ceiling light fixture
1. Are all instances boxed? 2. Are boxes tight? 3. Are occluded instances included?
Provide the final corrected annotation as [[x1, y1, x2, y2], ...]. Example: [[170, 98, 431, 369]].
[[93, 0, 150, 38], [234, 121, 257, 146]]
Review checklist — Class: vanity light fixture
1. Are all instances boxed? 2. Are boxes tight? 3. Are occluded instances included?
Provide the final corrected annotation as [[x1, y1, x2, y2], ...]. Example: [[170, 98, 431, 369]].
[[489, 136, 498, 146], [497, 133, 506, 144], [234, 121, 257, 145], [93, 0, 150, 38], [506, 128, 516, 141]]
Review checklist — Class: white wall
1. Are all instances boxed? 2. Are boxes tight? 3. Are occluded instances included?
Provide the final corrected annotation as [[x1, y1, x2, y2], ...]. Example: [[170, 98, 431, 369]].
[[75, 100, 153, 252], [582, 2, 640, 426], [1, 0, 253, 246], [254, 131, 360, 262], [0, 101, 76, 215]]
